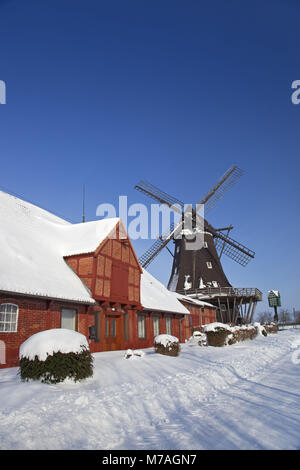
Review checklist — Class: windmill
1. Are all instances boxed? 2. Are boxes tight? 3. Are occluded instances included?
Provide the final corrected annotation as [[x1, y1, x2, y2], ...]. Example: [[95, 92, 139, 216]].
[[135, 166, 262, 324]]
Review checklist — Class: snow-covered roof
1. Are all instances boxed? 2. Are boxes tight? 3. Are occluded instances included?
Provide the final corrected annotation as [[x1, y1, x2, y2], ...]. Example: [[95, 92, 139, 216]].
[[268, 290, 280, 297], [174, 292, 215, 308], [140, 269, 190, 315], [0, 190, 120, 304]]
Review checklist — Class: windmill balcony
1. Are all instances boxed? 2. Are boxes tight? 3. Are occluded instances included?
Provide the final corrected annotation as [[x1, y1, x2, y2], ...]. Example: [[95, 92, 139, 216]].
[[179, 286, 263, 302]]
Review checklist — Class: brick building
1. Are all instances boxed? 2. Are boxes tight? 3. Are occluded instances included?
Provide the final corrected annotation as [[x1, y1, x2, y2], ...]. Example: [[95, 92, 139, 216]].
[[0, 191, 216, 368]]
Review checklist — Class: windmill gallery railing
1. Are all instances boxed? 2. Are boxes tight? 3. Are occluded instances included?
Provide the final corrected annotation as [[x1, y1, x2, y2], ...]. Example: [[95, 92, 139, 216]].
[[178, 286, 263, 324], [178, 286, 263, 301]]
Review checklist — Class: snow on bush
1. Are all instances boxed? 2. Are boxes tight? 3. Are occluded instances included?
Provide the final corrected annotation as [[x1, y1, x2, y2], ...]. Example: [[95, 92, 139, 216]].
[[226, 325, 257, 345], [204, 323, 232, 347], [124, 349, 145, 360], [154, 334, 179, 347], [19, 329, 93, 384], [254, 323, 268, 336], [193, 330, 203, 337], [204, 322, 232, 333], [20, 329, 89, 361], [154, 334, 180, 357], [187, 331, 207, 347], [264, 323, 278, 334], [203, 322, 277, 347]]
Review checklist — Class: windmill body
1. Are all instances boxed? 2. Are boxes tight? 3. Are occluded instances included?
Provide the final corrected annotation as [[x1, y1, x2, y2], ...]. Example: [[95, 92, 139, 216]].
[[135, 166, 262, 324], [168, 229, 231, 292]]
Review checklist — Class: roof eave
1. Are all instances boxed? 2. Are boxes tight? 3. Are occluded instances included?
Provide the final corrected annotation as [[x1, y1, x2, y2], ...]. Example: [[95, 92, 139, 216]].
[[0, 289, 95, 305]]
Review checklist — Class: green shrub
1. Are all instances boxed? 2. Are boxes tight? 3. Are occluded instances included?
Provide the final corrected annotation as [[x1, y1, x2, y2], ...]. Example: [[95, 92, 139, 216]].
[[19, 346, 93, 384]]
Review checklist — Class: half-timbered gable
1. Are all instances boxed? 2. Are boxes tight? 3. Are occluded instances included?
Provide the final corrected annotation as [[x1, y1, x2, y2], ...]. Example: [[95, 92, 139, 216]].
[[64, 221, 142, 309]]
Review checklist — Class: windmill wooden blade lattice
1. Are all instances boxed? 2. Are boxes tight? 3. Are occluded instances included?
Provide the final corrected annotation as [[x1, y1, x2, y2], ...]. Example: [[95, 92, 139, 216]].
[[134, 180, 184, 215], [197, 165, 243, 215], [134, 182, 185, 267], [214, 232, 255, 266], [138, 222, 183, 268]]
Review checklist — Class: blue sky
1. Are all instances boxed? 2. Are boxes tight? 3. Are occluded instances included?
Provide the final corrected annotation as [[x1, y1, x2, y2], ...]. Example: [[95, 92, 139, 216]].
[[0, 0, 299, 314]]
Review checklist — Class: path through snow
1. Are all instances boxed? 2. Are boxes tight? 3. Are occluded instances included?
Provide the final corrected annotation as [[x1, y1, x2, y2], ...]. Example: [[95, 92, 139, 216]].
[[0, 330, 299, 450]]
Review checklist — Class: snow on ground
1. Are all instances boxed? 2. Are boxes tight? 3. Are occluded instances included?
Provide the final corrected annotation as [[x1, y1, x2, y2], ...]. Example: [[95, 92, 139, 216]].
[[0, 330, 299, 450]]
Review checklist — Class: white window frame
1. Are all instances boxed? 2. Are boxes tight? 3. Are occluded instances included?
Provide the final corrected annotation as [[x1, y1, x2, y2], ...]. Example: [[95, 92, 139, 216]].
[[153, 316, 160, 337], [61, 308, 77, 330], [0, 303, 19, 332], [138, 315, 146, 339], [206, 261, 212, 269], [166, 316, 172, 335]]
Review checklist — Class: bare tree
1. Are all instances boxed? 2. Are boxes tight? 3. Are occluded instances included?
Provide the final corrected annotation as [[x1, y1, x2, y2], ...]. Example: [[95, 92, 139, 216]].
[[256, 311, 273, 324], [293, 310, 300, 323], [278, 309, 291, 324]]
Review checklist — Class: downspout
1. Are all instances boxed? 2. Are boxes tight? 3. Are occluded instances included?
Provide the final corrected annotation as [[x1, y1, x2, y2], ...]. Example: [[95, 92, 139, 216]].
[[179, 315, 185, 343]]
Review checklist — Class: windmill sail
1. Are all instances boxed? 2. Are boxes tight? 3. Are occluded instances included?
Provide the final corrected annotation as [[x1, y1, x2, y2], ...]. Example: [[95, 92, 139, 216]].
[[214, 234, 255, 267], [135, 180, 184, 214], [138, 222, 180, 268], [197, 166, 243, 215]]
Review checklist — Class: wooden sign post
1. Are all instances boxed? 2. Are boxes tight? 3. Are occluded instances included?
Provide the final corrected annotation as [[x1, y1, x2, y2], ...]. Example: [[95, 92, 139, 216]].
[[268, 290, 281, 322]]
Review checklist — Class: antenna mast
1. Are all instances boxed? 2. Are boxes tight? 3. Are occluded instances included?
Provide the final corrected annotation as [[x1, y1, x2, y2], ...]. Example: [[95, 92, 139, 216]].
[[82, 184, 85, 223]]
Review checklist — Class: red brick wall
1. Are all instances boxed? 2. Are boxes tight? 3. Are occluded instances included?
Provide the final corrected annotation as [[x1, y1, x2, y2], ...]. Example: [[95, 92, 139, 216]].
[[0, 294, 87, 368], [87, 309, 185, 353], [180, 301, 217, 341], [0, 294, 192, 368]]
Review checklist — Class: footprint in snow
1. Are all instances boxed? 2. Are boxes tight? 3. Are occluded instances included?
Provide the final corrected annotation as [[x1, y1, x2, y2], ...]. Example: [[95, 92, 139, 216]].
[[74, 396, 89, 407]]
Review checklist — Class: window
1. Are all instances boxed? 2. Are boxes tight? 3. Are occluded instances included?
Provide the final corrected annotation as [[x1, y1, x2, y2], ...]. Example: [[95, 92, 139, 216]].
[[206, 262, 212, 269], [166, 316, 172, 335], [212, 281, 218, 287], [153, 316, 160, 337], [111, 318, 116, 337], [105, 317, 109, 337], [94, 311, 102, 343], [138, 315, 146, 339], [61, 308, 76, 330], [124, 312, 129, 342], [105, 317, 117, 338], [203, 242, 208, 248], [0, 304, 18, 332]]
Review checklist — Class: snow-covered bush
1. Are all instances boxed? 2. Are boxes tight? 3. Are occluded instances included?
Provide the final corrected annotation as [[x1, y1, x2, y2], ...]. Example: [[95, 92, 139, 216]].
[[254, 323, 268, 337], [124, 349, 145, 360], [264, 323, 278, 334], [204, 323, 232, 347], [227, 325, 257, 345], [19, 329, 93, 384], [154, 334, 180, 356], [187, 331, 207, 347]]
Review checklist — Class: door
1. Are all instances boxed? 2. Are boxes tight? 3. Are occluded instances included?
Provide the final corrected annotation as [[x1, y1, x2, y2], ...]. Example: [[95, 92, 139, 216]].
[[104, 315, 124, 351]]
